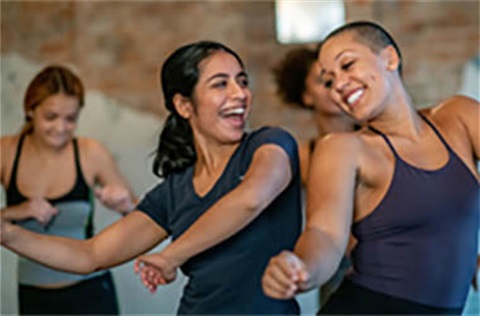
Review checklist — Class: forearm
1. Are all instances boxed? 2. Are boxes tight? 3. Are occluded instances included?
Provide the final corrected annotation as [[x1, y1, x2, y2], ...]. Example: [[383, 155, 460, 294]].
[[1, 205, 31, 221], [3, 222, 96, 274], [163, 145, 291, 267], [163, 187, 263, 266], [294, 226, 344, 291]]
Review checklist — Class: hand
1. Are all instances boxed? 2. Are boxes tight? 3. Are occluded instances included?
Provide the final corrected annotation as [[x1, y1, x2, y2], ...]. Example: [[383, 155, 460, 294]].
[[25, 197, 58, 226], [1, 218, 15, 245], [262, 251, 309, 299], [95, 184, 135, 214], [134, 252, 178, 293]]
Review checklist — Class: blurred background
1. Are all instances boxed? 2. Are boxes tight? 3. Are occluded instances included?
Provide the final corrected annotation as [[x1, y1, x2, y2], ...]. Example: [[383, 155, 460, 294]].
[[1, 1, 478, 315]]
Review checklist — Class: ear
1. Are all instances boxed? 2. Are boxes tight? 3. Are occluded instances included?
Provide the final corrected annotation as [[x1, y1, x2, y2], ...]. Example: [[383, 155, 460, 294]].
[[173, 93, 193, 119], [301, 92, 314, 109], [382, 45, 400, 72]]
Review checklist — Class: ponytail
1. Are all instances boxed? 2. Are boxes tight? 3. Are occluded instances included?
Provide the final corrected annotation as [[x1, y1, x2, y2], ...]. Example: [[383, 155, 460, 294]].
[[152, 113, 195, 178]]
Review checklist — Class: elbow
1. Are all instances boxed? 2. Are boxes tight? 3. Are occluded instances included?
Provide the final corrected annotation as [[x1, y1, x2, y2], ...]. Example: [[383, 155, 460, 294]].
[[74, 257, 100, 275], [241, 193, 266, 215], [75, 241, 104, 274]]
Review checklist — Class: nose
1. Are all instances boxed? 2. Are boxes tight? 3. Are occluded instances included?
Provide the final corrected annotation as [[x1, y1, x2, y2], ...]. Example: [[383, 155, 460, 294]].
[[229, 80, 248, 100], [54, 119, 69, 133], [334, 73, 349, 93]]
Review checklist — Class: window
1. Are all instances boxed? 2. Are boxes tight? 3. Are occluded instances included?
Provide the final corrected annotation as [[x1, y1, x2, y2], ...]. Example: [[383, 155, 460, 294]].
[[275, 0, 345, 44]]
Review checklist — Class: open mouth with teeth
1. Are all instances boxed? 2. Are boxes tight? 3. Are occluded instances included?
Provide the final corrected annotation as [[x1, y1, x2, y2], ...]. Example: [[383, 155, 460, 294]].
[[345, 89, 364, 109], [220, 106, 246, 118], [219, 107, 247, 126]]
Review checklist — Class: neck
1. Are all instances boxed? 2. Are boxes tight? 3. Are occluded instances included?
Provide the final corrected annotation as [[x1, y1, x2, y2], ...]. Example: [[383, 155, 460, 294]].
[[313, 111, 356, 138], [26, 133, 69, 155], [368, 87, 424, 139], [193, 137, 240, 176]]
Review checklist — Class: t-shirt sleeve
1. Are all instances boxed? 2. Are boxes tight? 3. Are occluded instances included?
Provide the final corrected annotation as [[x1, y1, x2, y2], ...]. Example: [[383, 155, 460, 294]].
[[136, 182, 171, 235], [244, 126, 299, 177]]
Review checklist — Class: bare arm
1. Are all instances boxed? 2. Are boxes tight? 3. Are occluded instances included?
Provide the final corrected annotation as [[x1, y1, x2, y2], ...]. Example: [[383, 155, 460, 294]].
[[262, 134, 359, 299], [1, 198, 58, 224], [295, 134, 358, 288], [456, 96, 480, 162], [2, 211, 167, 274], [83, 139, 137, 214], [158, 144, 293, 267], [432, 95, 479, 164]]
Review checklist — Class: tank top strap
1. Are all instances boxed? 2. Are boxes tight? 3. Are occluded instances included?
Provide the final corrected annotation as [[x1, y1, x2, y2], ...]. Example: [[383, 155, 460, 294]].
[[308, 138, 316, 155], [9, 133, 27, 189], [72, 138, 89, 189], [368, 125, 401, 159], [72, 138, 82, 173], [417, 112, 452, 152]]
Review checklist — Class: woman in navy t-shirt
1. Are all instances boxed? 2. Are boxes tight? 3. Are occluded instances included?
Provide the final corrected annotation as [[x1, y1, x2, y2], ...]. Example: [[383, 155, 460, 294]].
[[2, 41, 302, 315]]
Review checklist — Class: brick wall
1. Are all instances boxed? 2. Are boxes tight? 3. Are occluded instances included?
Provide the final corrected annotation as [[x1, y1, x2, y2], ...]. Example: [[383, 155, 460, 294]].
[[2, 1, 478, 141]]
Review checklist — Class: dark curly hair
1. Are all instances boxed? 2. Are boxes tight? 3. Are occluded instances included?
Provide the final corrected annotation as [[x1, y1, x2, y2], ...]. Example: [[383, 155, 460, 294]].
[[272, 47, 318, 109]]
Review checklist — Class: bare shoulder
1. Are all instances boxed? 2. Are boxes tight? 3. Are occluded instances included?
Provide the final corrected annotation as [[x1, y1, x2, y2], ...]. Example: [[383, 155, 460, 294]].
[[76, 137, 115, 166], [0, 135, 21, 184], [0, 134, 20, 151], [429, 95, 479, 122], [0, 135, 21, 163], [77, 137, 111, 156], [314, 131, 365, 162]]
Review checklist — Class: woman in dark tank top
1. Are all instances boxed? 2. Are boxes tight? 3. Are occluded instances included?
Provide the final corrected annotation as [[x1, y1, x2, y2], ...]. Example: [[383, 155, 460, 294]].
[[262, 21, 479, 315], [0, 65, 136, 315]]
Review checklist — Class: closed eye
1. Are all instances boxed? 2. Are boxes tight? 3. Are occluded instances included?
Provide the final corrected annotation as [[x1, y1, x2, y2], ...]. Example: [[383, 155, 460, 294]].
[[341, 61, 354, 70], [212, 80, 228, 88], [323, 79, 333, 89]]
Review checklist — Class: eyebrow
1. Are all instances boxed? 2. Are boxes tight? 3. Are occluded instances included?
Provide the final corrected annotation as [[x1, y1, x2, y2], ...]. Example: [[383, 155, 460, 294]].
[[319, 49, 354, 77], [206, 71, 248, 83], [334, 49, 352, 61]]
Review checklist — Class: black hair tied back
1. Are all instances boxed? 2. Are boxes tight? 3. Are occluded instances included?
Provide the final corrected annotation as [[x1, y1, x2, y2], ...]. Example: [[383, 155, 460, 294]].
[[153, 112, 196, 178]]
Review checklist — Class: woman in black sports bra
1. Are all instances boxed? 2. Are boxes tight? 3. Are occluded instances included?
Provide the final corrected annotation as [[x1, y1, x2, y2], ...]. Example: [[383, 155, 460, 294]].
[[0, 65, 136, 315]]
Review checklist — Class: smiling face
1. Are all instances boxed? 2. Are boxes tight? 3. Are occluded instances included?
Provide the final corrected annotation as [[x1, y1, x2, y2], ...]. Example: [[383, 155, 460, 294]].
[[302, 61, 344, 116], [180, 50, 252, 145], [30, 93, 81, 149], [319, 32, 398, 122]]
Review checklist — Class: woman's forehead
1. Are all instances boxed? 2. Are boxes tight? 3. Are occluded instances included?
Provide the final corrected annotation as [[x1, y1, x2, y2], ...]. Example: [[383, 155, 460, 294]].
[[199, 51, 241, 72], [320, 34, 369, 62]]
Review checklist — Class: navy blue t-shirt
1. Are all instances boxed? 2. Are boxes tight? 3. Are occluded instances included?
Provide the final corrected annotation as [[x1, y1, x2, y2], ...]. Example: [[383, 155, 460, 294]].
[[137, 127, 302, 315]]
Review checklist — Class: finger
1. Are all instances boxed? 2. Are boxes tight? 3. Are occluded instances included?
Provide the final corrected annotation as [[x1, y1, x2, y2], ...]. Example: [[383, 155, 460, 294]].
[[262, 274, 297, 299], [133, 259, 144, 274], [297, 268, 310, 283], [94, 187, 104, 199], [271, 256, 300, 282], [265, 263, 297, 289]]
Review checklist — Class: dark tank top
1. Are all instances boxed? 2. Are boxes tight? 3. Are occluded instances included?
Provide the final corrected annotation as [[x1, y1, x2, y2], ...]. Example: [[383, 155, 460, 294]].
[[349, 114, 479, 309], [7, 134, 90, 207], [6, 134, 99, 286]]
